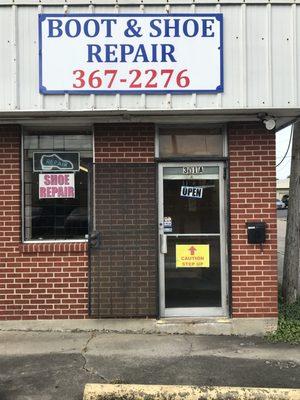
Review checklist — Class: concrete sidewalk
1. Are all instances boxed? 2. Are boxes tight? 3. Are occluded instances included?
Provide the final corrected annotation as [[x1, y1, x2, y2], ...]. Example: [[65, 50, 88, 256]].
[[0, 331, 299, 400]]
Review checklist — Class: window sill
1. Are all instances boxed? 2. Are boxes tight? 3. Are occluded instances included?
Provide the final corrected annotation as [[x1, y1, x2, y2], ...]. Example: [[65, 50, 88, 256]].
[[19, 242, 88, 254]]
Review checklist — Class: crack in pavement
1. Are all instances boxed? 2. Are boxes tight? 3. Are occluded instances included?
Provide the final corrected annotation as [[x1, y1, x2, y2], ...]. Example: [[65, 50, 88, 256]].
[[183, 335, 194, 356], [80, 331, 108, 382]]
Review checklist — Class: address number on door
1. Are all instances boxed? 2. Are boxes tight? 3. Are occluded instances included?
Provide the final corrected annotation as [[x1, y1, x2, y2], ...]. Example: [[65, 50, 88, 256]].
[[183, 166, 203, 174]]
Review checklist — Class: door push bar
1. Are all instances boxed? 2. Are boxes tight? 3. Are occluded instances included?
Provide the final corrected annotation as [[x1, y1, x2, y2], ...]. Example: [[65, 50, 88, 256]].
[[160, 234, 167, 254], [88, 231, 101, 249]]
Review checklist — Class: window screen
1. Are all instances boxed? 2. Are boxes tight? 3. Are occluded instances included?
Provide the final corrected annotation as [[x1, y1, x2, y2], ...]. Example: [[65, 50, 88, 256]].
[[23, 132, 93, 241], [159, 126, 224, 157]]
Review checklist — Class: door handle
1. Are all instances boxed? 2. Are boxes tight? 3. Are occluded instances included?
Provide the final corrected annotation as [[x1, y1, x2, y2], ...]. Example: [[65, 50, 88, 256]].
[[160, 234, 167, 254], [88, 231, 101, 249]]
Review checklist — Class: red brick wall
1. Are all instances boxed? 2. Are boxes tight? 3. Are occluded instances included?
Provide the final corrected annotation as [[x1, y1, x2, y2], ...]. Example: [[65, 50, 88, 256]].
[[92, 124, 157, 317], [1, 122, 278, 321], [228, 123, 278, 318], [0, 126, 88, 320], [94, 123, 155, 163]]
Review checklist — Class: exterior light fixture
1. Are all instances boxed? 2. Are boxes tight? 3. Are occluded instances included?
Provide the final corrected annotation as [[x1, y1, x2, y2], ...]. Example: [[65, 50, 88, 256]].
[[257, 113, 276, 131], [263, 117, 276, 130]]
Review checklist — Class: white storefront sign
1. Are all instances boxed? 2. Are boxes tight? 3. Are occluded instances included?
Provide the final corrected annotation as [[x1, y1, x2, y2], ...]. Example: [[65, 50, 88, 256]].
[[39, 14, 223, 94], [39, 173, 75, 199]]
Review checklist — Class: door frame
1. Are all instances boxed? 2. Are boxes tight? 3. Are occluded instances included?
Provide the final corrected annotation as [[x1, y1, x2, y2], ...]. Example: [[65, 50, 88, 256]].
[[158, 161, 228, 318]]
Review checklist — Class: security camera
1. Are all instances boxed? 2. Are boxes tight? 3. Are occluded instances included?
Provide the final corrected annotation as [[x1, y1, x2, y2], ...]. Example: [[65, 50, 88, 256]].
[[257, 113, 276, 130], [263, 117, 276, 130]]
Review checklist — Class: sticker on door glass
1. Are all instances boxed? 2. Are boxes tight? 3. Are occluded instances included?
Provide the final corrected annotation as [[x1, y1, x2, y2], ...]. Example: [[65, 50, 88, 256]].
[[180, 186, 203, 199], [183, 166, 203, 175], [176, 245, 210, 268], [164, 217, 173, 233]]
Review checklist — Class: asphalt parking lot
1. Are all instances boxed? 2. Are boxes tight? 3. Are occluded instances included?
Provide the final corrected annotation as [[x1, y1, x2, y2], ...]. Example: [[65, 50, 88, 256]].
[[0, 332, 299, 400], [0, 210, 294, 400]]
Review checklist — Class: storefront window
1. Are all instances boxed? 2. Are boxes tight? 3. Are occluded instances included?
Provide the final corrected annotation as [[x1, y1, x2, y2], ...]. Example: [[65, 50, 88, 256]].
[[159, 126, 224, 157], [23, 131, 93, 241]]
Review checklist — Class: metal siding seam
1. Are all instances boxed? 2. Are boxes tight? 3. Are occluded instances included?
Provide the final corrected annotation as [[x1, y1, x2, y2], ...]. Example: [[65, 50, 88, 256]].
[[140, 3, 146, 110], [3, 1, 300, 5], [165, 3, 172, 110], [266, 3, 273, 107], [141, 94, 146, 110], [166, 95, 172, 112], [1, 1, 300, 5], [216, 2, 222, 109], [64, 4, 70, 110], [89, 3, 96, 110], [11, 5, 19, 110], [64, 94, 70, 111], [115, 3, 121, 110], [190, 3, 197, 109], [1, 7, 11, 110], [291, 3, 298, 106], [240, 3, 247, 108], [115, 94, 121, 110], [38, 4, 45, 110]]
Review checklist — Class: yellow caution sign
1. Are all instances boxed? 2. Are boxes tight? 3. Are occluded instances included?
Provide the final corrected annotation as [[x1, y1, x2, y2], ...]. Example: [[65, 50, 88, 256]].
[[176, 245, 210, 268]]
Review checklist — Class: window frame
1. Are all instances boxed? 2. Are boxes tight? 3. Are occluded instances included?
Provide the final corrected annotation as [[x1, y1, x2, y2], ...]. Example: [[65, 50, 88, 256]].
[[155, 123, 228, 159], [21, 127, 94, 243]]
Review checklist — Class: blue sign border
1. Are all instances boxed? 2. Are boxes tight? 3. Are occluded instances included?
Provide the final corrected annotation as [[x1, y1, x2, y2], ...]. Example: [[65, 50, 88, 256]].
[[38, 13, 224, 95]]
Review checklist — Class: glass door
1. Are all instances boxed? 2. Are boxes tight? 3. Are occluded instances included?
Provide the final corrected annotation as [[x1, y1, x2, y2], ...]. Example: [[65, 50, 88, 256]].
[[158, 162, 228, 317]]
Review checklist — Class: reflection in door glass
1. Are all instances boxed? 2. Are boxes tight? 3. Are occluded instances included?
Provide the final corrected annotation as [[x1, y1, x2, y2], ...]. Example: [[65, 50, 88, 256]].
[[164, 179, 220, 234], [165, 237, 221, 308], [163, 166, 222, 310]]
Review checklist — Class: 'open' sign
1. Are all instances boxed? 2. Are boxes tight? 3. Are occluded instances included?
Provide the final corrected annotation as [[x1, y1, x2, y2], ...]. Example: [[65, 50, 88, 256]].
[[180, 186, 203, 199]]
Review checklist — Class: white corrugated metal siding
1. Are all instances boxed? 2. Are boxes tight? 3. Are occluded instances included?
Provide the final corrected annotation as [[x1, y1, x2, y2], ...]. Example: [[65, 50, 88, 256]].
[[0, 1, 299, 113]]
